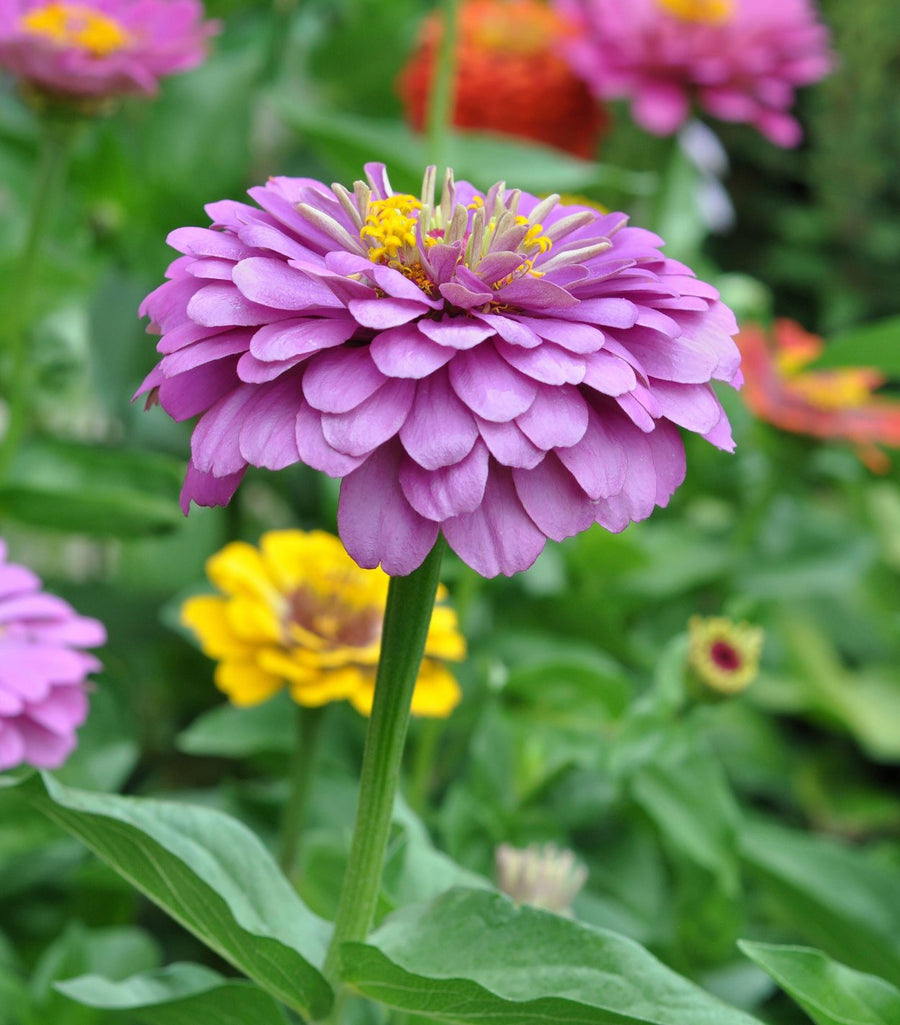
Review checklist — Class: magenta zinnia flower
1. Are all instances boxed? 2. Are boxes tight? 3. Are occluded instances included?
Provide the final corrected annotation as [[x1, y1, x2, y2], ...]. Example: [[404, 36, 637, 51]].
[[0, 0, 217, 100], [0, 540, 105, 771], [138, 163, 741, 578], [553, 0, 832, 146]]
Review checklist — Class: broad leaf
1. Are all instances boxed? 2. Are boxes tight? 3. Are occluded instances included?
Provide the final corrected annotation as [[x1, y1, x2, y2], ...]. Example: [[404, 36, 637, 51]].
[[177, 692, 295, 757], [740, 941, 900, 1025], [0, 438, 183, 537], [57, 962, 288, 1025], [740, 820, 900, 986], [341, 888, 764, 1025], [629, 731, 741, 895], [11, 773, 332, 1019]]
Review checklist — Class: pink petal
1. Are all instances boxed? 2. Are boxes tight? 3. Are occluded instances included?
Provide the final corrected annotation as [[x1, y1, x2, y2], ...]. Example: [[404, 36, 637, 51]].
[[370, 324, 455, 379], [449, 345, 537, 423], [321, 378, 415, 457], [338, 442, 440, 575], [516, 384, 589, 450], [399, 371, 479, 470], [303, 348, 388, 414], [399, 442, 490, 521], [513, 455, 597, 542], [442, 467, 547, 577]]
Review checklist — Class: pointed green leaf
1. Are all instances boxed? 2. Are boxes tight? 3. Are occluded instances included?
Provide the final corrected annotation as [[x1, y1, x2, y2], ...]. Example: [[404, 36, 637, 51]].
[[0, 438, 183, 537], [739, 942, 900, 1025], [341, 888, 764, 1025], [11, 773, 332, 1019], [57, 963, 289, 1025], [740, 820, 900, 985]]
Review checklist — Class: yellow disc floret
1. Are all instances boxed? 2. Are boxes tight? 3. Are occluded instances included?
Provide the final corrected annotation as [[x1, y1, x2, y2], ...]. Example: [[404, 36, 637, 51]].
[[21, 1, 131, 56], [360, 194, 423, 265], [655, 0, 735, 24]]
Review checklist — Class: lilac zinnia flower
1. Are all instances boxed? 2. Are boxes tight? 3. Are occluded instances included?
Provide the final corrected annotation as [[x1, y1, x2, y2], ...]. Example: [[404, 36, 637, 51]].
[[138, 163, 741, 578], [553, 0, 832, 146], [0, 540, 105, 771], [0, 0, 217, 100]]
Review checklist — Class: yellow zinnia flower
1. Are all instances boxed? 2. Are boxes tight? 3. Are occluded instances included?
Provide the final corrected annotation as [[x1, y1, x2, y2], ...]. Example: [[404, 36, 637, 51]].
[[181, 530, 465, 717], [687, 615, 764, 696]]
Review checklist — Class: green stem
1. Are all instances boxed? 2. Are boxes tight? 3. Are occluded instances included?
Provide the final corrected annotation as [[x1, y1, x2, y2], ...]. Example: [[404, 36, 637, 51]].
[[279, 703, 327, 880], [0, 118, 74, 480], [425, 0, 461, 174], [259, 0, 297, 84], [323, 537, 446, 984]]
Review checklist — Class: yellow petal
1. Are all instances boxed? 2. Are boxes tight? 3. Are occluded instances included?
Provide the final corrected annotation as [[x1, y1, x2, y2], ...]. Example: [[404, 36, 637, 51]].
[[214, 660, 283, 706], [288, 665, 372, 707], [425, 605, 467, 661], [349, 659, 462, 718], [225, 595, 284, 645], [181, 595, 255, 659], [411, 660, 462, 718], [207, 541, 280, 603]]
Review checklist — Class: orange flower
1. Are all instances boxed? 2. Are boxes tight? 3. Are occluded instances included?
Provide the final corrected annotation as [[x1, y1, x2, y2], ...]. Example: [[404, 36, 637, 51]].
[[397, 0, 608, 159], [737, 319, 900, 472]]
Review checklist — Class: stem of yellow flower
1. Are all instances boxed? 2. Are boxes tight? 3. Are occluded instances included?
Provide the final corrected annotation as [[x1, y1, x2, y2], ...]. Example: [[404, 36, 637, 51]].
[[425, 0, 461, 176], [0, 117, 75, 481], [322, 536, 446, 988], [279, 702, 327, 880]]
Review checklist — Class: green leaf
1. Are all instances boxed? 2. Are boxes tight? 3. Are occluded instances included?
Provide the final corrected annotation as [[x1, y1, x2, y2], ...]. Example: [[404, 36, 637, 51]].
[[740, 820, 900, 986], [57, 963, 289, 1025], [341, 887, 764, 1025], [739, 941, 900, 1025], [279, 106, 655, 196], [812, 315, 900, 375], [10, 773, 332, 1019], [629, 732, 741, 895], [177, 692, 295, 758], [0, 438, 183, 537]]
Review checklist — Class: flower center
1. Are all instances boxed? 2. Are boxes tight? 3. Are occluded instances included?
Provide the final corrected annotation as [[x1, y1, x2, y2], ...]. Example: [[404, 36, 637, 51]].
[[710, 640, 741, 672], [288, 586, 382, 651], [360, 193, 423, 266], [655, 0, 735, 24], [20, 1, 131, 56], [358, 186, 553, 294]]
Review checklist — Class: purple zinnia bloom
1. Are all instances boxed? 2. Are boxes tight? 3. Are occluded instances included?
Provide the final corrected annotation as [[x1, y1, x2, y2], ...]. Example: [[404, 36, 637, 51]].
[[0, 0, 217, 100], [0, 539, 105, 771], [138, 163, 741, 578], [553, 0, 832, 146]]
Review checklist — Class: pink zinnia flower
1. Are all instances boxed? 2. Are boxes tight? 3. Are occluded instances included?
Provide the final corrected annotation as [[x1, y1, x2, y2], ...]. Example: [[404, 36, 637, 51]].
[[138, 163, 741, 578], [0, 0, 217, 100], [0, 539, 105, 771], [554, 0, 832, 146]]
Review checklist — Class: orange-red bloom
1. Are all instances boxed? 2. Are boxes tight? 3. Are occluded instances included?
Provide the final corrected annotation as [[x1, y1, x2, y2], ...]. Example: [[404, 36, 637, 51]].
[[397, 0, 608, 159], [738, 319, 900, 472]]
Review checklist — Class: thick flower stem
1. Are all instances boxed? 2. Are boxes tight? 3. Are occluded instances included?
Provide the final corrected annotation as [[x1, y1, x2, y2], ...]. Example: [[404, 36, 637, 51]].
[[322, 537, 446, 987], [279, 703, 327, 880], [425, 0, 461, 175], [0, 118, 75, 480]]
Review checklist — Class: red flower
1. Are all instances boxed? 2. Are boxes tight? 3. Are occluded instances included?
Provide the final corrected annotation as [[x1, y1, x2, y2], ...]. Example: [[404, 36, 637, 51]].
[[738, 319, 900, 472], [397, 0, 608, 159]]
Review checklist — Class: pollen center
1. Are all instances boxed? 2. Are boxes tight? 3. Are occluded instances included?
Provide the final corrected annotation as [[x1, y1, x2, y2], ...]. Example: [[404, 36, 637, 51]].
[[20, 1, 131, 56], [655, 0, 735, 24], [361, 194, 422, 265]]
